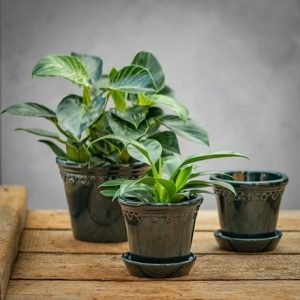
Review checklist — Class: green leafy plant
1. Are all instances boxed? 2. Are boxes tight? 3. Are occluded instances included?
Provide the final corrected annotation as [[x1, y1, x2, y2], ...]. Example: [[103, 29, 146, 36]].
[[98, 134, 248, 203], [1, 51, 210, 166]]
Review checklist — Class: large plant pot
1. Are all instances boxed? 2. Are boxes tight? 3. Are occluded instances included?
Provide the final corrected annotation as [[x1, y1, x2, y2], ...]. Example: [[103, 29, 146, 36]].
[[211, 170, 288, 252], [118, 195, 203, 277], [57, 158, 149, 243]]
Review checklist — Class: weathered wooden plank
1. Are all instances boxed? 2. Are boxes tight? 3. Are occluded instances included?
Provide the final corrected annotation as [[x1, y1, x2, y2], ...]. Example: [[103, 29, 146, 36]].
[[19, 230, 300, 254], [0, 186, 27, 300], [6, 280, 300, 300], [25, 209, 300, 231], [10, 253, 300, 281]]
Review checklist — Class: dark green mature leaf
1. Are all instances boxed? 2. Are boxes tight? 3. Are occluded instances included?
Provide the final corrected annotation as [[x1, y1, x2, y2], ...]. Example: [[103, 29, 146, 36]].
[[15, 128, 60, 139], [127, 139, 162, 165], [106, 112, 148, 140], [109, 65, 155, 94], [1, 102, 56, 119], [131, 51, 165, 91], [71, 52, 102, 83], [143, 94, 188, 122], [38, 139, 66, 157], [111, 106, 148, 129], [161, 115, 209, 146], [32, 55, 90, 86], [150, 131, 180, 155], [159, 85, 175, 97], [57, 94, 106, 140]]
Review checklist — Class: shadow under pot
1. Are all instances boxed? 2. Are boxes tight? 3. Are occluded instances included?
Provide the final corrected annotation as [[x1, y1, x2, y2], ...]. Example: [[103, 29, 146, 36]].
[[118, 195, 203, 278], [56, 158, 149, 243], [210, 171, 288, 252]]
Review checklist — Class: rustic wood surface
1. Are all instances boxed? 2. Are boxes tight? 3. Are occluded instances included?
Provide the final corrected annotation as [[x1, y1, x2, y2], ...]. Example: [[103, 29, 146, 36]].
[[0, 186, 27, 300], [6, 208, 300, 299]]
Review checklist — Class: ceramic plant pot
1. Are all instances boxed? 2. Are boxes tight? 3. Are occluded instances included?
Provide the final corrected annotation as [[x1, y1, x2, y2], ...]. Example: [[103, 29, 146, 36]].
[[210, 170, 288, 252], [118, 195, 203, 278], [57, 158, 149, 243]]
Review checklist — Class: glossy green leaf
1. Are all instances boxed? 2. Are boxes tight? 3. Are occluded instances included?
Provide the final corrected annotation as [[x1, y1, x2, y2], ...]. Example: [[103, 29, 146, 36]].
[[150, 131, 180, 155], [101, 178, 130, 187], [143, 94, 188, 122], [106, 112, 148, 140], [162, 155, 182, 178], [157, 178, 176, 197], [159, 85, 175, 97], [111, 91, 127, 111], [100, 188, 119, 197], [111, 106, 148, 129], [127, 139, 162, 165], [71, 52, 102, 83], [1, 102, 56, 119], [186, 179, 236, 195], [15, 128, 60, 139], [57, 94, 106, 140], [175, 166, 193, 191], [38, 139, 66, 157], [161, 115, 209, 146], [109, 65, 155, 94], [131, 51, 165, 91], [32, 55, 90, 86]]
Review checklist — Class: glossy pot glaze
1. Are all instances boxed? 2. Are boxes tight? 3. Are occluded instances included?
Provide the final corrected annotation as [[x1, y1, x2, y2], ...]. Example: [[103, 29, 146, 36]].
[[57, 158, 149, 242], [118, 195, 203, 258], [211, 171, 288, 235]]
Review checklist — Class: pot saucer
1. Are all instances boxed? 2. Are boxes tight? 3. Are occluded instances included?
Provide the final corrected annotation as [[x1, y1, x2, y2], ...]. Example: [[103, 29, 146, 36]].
[[121, 252, 196, 278], [214, 229, 282, 252]]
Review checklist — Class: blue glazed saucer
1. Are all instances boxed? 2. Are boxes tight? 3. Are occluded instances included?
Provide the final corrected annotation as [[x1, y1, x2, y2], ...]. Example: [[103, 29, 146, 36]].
[[214, 229, 282, 252], [121, 252, 196, 278]]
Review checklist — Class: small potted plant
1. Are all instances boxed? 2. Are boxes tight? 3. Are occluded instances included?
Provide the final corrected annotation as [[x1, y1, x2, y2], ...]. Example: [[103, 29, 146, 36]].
[[99, 134, 246, 278], [210, 170, 289, 252], [2, 51, 210, 242]]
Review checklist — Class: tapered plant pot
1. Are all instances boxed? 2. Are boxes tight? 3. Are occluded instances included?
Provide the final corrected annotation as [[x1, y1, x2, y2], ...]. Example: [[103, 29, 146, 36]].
[[211, 170, 288, 252], [57, 158, 149, 243], [118, 195, 203, 278]]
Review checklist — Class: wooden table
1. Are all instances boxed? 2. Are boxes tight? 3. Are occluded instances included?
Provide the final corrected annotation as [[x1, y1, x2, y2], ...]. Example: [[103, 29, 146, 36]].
[[5, 210, 300, 299]]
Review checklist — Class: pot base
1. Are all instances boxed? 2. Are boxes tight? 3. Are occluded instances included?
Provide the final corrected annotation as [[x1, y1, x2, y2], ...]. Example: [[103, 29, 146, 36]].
[[121, 252, 196, 278], [214, 229, 282, 252]]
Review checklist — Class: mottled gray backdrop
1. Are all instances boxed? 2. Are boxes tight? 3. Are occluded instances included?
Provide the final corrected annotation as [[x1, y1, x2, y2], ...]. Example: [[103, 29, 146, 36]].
[[1, 0, 300, 209]]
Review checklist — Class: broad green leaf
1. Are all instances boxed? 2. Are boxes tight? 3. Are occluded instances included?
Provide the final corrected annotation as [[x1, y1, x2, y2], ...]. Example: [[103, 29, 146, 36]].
[[161, 115, 209, 146], [38, 139, 66, 157], [57, 94, 106, 140], [66, 143, 79, 161], [159, 85, 175, 97], [132, 51, 165, 91], [186, 179, 236, 195], [111, 91, 127, 111], [150, 131, 180, 155], [143, 94, 188, 122], [71, 52, 102, 83], [111, 106, 148, 129], [175, 166, 193, 191], [109, 65, 155, 94], [32, 55, 90, 86], [106, 112, 148, 140], [127, 139, 162, 165], [162, 155, 182, 178], [15, 128, 60, 139], [1, 102, 56, 119]]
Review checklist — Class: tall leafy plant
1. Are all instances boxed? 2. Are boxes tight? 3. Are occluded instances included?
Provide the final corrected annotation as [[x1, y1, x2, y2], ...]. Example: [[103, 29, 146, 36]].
[[2, 51, 209, 166], [97, 134, 248, 203]]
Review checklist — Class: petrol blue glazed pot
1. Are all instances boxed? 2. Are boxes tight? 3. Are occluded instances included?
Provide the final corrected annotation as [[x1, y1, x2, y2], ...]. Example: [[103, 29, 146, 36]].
[[57, 158, 149, 242], [210, 170, 288, 236]]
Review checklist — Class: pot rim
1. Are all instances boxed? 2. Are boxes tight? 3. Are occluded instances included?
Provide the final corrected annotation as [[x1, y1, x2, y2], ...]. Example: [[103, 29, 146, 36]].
[[56, 157, 147, 170], [118, 194, 203, 207], [210, 170, 288, 186]]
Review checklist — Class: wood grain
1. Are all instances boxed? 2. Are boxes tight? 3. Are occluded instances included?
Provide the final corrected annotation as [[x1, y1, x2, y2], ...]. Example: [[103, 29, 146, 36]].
[[6, 280, 300, 300], [19, 229, 300, 254], [25, 209, 300, 231], [0, 186, 27, 300], [10, 253, 300, 281]]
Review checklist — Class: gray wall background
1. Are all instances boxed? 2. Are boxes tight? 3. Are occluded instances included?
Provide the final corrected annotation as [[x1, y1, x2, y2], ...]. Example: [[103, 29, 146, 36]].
[[1, 0, 300, 209]]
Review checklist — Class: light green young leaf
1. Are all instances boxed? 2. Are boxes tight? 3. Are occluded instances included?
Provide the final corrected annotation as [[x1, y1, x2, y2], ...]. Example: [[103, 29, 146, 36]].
[[157, 178, 176, 197], [131, 51, 165, 91], [175, 166, 193, 191], [32, 55, 90, 86], [111, 91, 127, 111], [161, 115, 209, 146]]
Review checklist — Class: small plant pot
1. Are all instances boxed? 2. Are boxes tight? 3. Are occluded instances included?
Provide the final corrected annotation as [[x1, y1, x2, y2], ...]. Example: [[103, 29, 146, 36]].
[[118, 195, 203, 278], [57, 158, 149, 243], [210, 170, 288, 252]]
